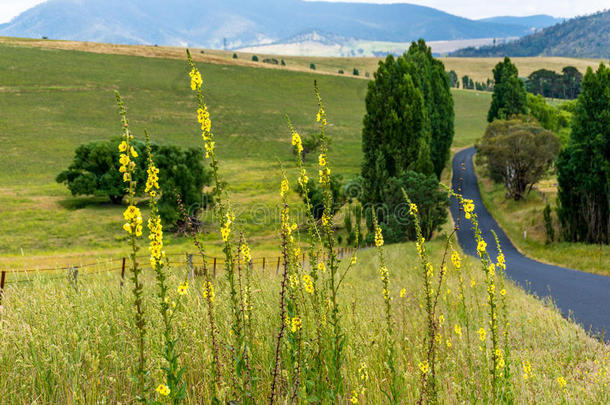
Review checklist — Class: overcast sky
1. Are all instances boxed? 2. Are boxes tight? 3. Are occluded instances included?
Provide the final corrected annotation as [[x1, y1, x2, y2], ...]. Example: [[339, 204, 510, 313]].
[[1, 0, 609, 23]]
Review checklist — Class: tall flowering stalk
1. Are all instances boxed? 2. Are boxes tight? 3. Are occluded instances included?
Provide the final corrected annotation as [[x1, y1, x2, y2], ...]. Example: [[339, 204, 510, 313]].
[[315, 83, 345, 397], [372, 214, 399, 401], [454, 194, 508, 400], [270, 174, 295, 404], [186, 50, 250, 398], [115, 92, 147, 392], [144, 131, 186, 402]]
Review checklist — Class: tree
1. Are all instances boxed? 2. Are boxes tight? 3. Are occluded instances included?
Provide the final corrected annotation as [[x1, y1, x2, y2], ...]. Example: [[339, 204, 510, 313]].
[[462, 75, 472, 89], [56, 138, 213, 226], [476, 118, 560, 200], [447, 70, 458, 87], [232, 53, 238, 59], [361, 40, 453, 241], [56, 138, 147, 204], [298, 174, 345, 220], [310, 63, 316, 70], [562, 66, 583, 99], [353, 68, 359, 76], [369, 171, 448, 243], [251, 55, 258, 62], [556, 64, 610, 244], [488, 57, 528, 122]]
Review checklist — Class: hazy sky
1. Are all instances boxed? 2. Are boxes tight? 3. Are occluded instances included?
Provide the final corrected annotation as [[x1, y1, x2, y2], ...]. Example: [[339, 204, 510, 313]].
[[1, 0, 609, 23]]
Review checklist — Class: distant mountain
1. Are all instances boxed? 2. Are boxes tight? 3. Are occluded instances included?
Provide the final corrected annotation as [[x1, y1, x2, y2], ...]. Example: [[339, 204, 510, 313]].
[[478, 15, 562, 30], [452, 10, 610, 58], [0, 0, 548, 49]]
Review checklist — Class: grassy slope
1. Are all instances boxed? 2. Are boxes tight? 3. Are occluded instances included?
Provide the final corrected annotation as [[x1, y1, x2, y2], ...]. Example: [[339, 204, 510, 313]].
[[0, 242, 607, 402], [0, 42, 489, 268], [475, 168, 610, 276]]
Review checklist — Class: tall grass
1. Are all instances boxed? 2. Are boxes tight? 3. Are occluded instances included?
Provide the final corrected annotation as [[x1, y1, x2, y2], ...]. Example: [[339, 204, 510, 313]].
[[0, 53, 608, 404]]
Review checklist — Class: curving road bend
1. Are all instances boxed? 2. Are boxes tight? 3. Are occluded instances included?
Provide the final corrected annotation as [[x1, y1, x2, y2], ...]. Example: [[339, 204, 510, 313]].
[[451, 147, 609, 342]]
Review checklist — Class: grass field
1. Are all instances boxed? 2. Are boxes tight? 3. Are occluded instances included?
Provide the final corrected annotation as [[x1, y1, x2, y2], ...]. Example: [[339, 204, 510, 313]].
[[0, 41, 492, 269], [0, 242, 608, 402], [475, 169, 610, 276]]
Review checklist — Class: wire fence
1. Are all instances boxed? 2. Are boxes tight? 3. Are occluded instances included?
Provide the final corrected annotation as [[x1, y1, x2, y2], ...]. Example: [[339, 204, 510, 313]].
[[0, 247, 363, 304]]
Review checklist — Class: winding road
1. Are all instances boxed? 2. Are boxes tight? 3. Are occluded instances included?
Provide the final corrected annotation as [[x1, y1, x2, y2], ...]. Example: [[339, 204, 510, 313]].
[[451, 147, 609, 342]]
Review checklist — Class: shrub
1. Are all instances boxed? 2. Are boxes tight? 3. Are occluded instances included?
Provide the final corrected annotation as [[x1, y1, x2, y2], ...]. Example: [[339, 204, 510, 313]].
[[56, 138, 212, 225], [367, 171, 448, 243], [263, 58, 279, 65], [251, 55, 258, 62], [338, 69, 344, 74], [281, 59, 286, 66], [232, 53, 238, 59], [310, 63, 316, 70], [543, 203, 555, 243], [352, 68, 359, 76]]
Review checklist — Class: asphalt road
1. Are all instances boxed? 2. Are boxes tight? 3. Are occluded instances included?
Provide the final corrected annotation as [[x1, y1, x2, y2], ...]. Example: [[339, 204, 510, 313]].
[[451, 147, 609, 341]]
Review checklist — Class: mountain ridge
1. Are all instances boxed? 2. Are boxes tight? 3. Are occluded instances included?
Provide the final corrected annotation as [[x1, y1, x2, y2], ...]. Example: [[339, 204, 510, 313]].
[[0, 0, 559, 50], [452, 10, 610, 58]]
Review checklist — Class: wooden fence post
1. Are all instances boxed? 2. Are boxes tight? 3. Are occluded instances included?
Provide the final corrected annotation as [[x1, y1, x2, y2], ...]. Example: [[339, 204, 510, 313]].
[[120, 257, 126, 288], [187, 254, 194, 280], [213, 258, 217, 278], [276, 256, 280, 275], [0, 271, 6, 305], [262, 257, 266, 273], [302, 252, 305, 267]]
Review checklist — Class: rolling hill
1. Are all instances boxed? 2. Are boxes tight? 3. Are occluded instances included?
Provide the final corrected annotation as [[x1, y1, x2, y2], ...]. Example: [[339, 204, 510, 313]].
[[0, 0, 554, 50], [452, 10, 610, 58]]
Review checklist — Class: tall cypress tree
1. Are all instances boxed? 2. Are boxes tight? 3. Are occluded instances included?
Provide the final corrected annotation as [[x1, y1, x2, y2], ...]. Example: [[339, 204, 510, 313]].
[[556, 64, 610, 244], [488, 57, 527, 122], [361, 54, 427, 207]]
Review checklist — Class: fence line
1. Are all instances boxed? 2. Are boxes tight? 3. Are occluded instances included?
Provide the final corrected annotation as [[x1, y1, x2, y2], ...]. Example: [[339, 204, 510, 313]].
[[0, 247, 365, 293]]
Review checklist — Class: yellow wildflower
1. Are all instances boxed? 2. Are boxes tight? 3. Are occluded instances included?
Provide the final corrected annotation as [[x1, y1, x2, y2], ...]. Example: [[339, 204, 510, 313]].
[[400, 288, 406, 298], [454, 324, 462, 336], [280, 179, 289, 197], [439, 314, 445, 325], [317, 262, 326, 272], [189, 68, 202, 91], [477, 240, 487, 256], [156, 383, 170, 396], [178, 282, 188, 295], [451, 251, 461, 269], [291, 131, 303, 155], [478, 327, 486, 342], [118, 141, 128, 152], [557, 376, 567, 389], [419, 361, 430, 374], [409, 203, 418, 215], [291, 317, 302, 333]]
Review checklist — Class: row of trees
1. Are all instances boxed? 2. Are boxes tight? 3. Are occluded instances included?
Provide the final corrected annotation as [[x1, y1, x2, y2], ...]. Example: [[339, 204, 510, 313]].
[[478, 56, 608, 244], [360, 39, 453, 242], [526, 67, 583, 99]]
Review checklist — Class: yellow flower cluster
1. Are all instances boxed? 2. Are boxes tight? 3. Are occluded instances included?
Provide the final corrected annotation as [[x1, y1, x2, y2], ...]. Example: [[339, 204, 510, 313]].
[[497, 252, 506, 270], [374, 225, 384, 247], [291, 130, 303, 155], [280, 179, 289, 197], [351, 255, 357, 265], [189, 68, 202, 91], [202, 280, 215, 303], [454, 324, 462, 336], [419, 360, 430, 374], [451, 251, 461, 269], [302, 274, 314, 294], [220, 211, 235, 242], [478, 327, 487, 342], [145, 165, 159, 196], [241, 243, 252, 263], [122, 205, 143, 236], [178, 281, 188, 295], [118, 142, 138, 182], [318, 153, 331, 185], [298, 168, 309, 188], [379, 265, 390, 301], [557, 376, 567, 389], [156, 383, 170, 396], [522, 360, 533, 380], [463, 199, 475, 219], [400, 288, 406, 298], [495, 348, 505, 369], [409, 203, 418, 215], [197, 106, 211, 136], [204, 141, 215, 159], [477, 239, 487, 256], [317, 261, 326, 273], [148, 215, 164, 267], [316, 107, 327, 126], [416, 237, 425, 255], [290, 316, 302, 333]]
